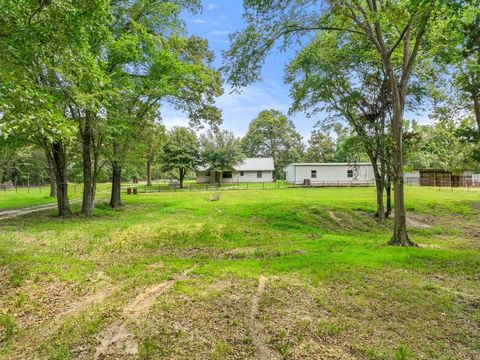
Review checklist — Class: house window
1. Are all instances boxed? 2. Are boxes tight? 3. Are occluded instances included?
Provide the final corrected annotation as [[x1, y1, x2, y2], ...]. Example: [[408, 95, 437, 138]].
[[240, 171, 244, 176], [223, 171, 232, 179], [311, 170, 317, 179], [205, 171, 210, 176], [257, 171, 262, 178], [347, 170, 353, 178]]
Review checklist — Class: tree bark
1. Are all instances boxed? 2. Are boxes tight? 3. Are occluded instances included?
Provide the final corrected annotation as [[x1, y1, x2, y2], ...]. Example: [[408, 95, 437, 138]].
[[146, 160, 152, 186], [370, 159, 385, 221], [109, 160, 122, 209], [473, 94, 480, 131], [388, 106, 416, 246], [51, 141, 71, 216], [45, 149, 57, 198], [81, 114, 95, 216], [179, 168, 185, 188], [385, 170, 392, 217]]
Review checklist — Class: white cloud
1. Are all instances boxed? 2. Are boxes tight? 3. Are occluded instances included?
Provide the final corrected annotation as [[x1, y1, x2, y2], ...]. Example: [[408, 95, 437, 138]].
[[207, 30, 231, 36], [207, 3, 220, 10], [186, 18, 219, 26]]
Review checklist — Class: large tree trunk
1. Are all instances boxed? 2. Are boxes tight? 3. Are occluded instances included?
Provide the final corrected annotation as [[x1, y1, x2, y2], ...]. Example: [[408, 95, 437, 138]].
[[385, 168, 392, 218], [146, 159, 152, 186], [179, 168, 185, 188], [388, 106, 416, 246], [81, 115, 95, 216], [110, 161, 122, 209], [51, 141, 71, 216], [45, 149, 57, 198], [370, 158, 385, 221]]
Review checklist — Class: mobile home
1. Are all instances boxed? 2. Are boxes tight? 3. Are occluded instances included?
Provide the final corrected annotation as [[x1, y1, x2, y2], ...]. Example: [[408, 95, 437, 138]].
[[196, 157, 274, 183], [283, 163, 375, 185]]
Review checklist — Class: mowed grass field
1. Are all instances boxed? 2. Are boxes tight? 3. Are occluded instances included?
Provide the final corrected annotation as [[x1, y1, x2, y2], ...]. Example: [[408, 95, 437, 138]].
[[0, 187, 479, 359]]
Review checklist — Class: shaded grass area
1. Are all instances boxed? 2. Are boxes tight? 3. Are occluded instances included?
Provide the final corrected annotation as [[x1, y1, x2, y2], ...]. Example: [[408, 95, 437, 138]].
[[0, 187, 479, 359]]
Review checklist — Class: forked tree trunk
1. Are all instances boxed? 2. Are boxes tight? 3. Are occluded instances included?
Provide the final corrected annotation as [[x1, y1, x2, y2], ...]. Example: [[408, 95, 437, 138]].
[[51, 141, 71, 216], [110, 161, 122, 209], [81, 115, 94, 216], [146, 160, 152, 186], [45, 150, 57, 198]]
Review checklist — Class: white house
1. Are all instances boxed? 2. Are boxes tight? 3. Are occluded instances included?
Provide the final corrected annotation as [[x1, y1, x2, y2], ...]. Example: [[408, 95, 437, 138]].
[[473, 173, 480, 185], [283, 162, 375, 185], [196, 157, 275, 183]]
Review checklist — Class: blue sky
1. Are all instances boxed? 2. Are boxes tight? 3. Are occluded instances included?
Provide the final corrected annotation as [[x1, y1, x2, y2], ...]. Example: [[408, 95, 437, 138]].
[[161, 0, 317, 138], [161, 1, 428, 139]]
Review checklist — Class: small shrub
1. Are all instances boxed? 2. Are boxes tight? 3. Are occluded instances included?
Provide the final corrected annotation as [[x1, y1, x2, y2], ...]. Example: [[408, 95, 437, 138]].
[[395, 344, 412, 360]]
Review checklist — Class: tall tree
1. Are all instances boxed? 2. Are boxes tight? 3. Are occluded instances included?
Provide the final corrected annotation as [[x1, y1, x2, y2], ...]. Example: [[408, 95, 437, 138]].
[[0, 0, 111, 216], [242, 110, 304, 179], [100, 3, 223, 212], [224, 0, 451, 245], [200, 130, 245, 186], [286, 30, 402, 220], [160, 127, 200, 188]]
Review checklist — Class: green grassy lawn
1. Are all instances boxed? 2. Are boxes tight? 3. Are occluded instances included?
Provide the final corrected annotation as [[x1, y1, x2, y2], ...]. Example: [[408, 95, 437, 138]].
[[0, 187, 479, 359], [0, 183, 114, 210]]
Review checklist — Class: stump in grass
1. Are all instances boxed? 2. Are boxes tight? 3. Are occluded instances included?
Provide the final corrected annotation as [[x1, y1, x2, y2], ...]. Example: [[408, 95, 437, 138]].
[[206, 193, 220, 201]]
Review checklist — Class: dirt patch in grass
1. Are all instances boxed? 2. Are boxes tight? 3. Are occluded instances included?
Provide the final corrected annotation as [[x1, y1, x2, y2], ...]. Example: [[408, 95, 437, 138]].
[[250, 276, 281, 360], [93, 267, 196, 359], [2, 282, 115, 359], [406, 212, 434, 229], [257, 271, 480, 359], [260, 277, 355, 359], [133, 277, 257, 359]]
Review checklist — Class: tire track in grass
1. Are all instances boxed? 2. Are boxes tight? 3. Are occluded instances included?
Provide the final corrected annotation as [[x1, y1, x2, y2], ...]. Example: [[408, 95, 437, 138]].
[[2, 286, 115, 359], [250, 275, 281, 360], [94, 266, 197, 359]]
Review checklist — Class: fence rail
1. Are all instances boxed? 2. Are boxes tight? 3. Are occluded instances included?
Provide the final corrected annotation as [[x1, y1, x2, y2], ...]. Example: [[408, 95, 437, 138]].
[[122, 181, 292, 194]]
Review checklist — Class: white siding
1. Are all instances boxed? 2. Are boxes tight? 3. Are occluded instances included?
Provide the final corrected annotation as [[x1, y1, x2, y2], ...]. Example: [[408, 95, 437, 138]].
[[196, 171, 214, 183], [287, 164, 375, 184], [284, 164, 296, 182], [404, 170, 420, 185], [473, 173, 480, 184], [196, 170, 273, 183]]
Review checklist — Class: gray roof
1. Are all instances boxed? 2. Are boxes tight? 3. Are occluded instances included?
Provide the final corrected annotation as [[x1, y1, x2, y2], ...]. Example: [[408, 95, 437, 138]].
[[234, 157, 275, 171]]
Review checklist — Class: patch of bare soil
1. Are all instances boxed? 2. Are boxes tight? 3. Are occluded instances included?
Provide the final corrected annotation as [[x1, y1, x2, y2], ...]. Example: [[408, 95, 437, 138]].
[[250, 276, 281, 360], [2, 283, 114, 359], [133, 277, 256, 358], [327, 210, 341, 222], [406, 212, 434, 229], [93, 267, 196, 360], [261, 277, 356, 360]]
